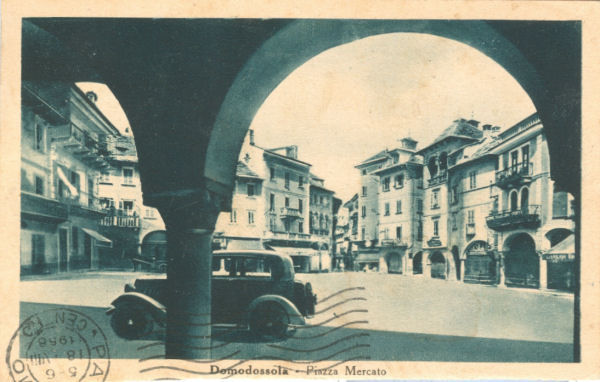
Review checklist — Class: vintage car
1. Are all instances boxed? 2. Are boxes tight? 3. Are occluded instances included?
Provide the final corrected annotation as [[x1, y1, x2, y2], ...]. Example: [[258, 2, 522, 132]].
[[107, 250, 317, 340]]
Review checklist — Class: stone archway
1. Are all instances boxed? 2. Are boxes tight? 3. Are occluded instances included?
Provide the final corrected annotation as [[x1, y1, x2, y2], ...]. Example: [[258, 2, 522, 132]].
[[430, 251, 446, 279], [464, 240, 496, 284], [503, 233, 538, 288], [413, 251, 423, 275]]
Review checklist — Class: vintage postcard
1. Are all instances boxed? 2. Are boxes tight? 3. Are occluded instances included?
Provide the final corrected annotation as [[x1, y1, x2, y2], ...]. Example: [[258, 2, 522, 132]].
[[1, 1, 599, 381]]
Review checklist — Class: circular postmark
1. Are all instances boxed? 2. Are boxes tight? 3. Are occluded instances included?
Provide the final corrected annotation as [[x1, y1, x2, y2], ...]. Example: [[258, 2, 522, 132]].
[[6, 308, 110, 382]]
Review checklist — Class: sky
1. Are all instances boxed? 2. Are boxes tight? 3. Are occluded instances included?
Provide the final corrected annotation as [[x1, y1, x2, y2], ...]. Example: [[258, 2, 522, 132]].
[[78, 32, 536, 203]]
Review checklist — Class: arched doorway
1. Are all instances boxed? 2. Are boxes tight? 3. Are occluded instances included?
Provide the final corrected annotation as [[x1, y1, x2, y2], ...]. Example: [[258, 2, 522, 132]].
[[504, 233, 538, 288], [387, 252, 403, 274], [520, 187, 529, 210], [430, 252, 446, 279], [464, 241, 496, 284], [545, 228, 575, 291], [510, 190, 519, 211], [413, 252, 423, 275], [139, 230, 167, 272]]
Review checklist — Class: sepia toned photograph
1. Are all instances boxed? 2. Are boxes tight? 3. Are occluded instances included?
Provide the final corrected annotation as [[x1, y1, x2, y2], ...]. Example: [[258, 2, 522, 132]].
[[2, 3, 597, 381]]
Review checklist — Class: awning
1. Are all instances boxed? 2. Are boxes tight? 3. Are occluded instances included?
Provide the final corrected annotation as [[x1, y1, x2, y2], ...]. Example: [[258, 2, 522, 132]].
[[56, 167, 78, 196], [82, 228, 113, 247], [543, 234, 575, 262], [355, 253, 381, 263], [268, 246, 319, 258]]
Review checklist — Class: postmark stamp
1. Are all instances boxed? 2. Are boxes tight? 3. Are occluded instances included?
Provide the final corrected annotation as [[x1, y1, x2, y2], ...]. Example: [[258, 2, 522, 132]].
[[6, 308, 110, 382]]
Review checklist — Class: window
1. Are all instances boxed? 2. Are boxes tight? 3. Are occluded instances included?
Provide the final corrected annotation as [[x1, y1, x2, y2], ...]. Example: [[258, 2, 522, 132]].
[[396, 200, 402, 214], [34, 176, 44, 196], [269, 193, 275, 211], [361, 206, 366, 217], [269, 216, 276, 231], [145, 208, 156, 219], [510, 190, 518, 211], [362, 169, 367, 175], [431, 189, 440, 209], [285, 197, 289, 208], [467, 210, 475, 225], [521, 145, 530, 171], [100, 198, 114, 210], [70, 171, 80, 193], [298, 199, 303, 213], [433, 219, 439, 237], [396, 226, 402, 240], [34, 123, 45, 152], [362, 186, 367, 197], [394, 174, 404, 188], [325, 216, 329, 230], [247, 183, 255, 196], [298, 176, 304, 188], [382, 228, 389, 240], [469, 171, 477, 189], [361, 227, 365, 240], [123, 168, 134, 185], [384, 202, 390, 216], [417, 221, 423, 241], [520, 188, 529, 210], [284, 172, 290, 189], [511, 150, 519, 173], [320, 196, 324, 205], [230, 209, 237, 223], [451, 213, 457, 231], [299, 222, 304, 233], [284, 220, 290, 232], [416, 198, 423, 214], [270, 167, 275, 181], [248, 210, 255, 224], [382, 177, 390, 192], [123, 200, 134, 215], [99, 173, 111, 184], [450, 185, 458, 204]]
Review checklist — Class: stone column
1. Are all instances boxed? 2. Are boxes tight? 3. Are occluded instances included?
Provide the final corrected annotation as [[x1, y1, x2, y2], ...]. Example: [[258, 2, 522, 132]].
[[151, 188, 222, 360], [497, 252, 506, 287], [460, 259, 465, 282], [539, 256, 548, 290]]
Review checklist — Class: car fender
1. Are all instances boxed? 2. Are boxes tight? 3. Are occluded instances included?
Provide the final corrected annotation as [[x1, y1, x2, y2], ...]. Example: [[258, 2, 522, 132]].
[[246, 295, 305, 326], [109, 292, 166, 324]]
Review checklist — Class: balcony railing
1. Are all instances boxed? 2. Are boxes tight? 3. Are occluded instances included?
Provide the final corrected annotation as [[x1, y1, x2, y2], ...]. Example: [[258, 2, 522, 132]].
[[280, 207, 303, 219], [495, 162, 533, 189], [51, 124, 109, 169], [21, 192, 68, 222], [380, 239, 408, 248], [428, 172, 447, 187], [486, 205, 541, 231], [100, 210, 140, 228]]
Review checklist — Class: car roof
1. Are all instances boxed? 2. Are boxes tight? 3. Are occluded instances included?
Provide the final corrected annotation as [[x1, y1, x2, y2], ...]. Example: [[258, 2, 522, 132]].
[[213, 249, 287, 258]]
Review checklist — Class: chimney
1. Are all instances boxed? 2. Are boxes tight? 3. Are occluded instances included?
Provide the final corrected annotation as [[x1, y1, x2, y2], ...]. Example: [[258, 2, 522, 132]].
[[285, 145, 298, 159], [467, 119, 480, 128], [400, 137, 418, 151], [86, 91, 98, 103], [249, 129, 255, 146]]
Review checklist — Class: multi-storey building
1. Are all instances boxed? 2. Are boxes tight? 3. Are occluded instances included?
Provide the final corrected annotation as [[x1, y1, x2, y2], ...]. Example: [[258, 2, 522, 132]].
[[370, 138, 423, 274], [215, 130, 338, 272], [485, 114, 575, 290], [20, 82, 118, 275], [347, 138, 424, 272], [416, 119, 484, 280], [96, 136, 165, 268]]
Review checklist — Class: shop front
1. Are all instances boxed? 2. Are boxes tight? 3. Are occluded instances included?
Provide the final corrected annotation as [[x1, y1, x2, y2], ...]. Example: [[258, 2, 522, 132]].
[[464, 241, 496, 285], [543, 234, 575, 292]]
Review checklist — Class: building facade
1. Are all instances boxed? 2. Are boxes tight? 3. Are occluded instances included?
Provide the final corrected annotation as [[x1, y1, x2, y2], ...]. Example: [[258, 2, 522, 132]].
[[341, 114, 575, 291], [214, 131, 338, 272], [20, 82, 118, 275]]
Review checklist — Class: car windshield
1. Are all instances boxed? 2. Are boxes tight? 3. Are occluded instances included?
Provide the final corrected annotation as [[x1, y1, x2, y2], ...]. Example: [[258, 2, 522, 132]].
[[212, 255, 293, 281]]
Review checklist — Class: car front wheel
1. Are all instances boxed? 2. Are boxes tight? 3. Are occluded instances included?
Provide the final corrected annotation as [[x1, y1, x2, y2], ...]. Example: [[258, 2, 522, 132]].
[[248, 302, 290, 340], [110, 304, 154, 340]]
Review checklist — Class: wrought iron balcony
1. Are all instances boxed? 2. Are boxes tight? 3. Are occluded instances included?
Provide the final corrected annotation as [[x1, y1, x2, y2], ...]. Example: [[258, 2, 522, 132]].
[[428, 171, 447, 187], [280, 207, 303, 219], [100, 209, 140, 228], [51, 124, 109, 169], [21, 192, 68, 222], [495, 162, 533, 189], [486, 205, 541, 231]]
